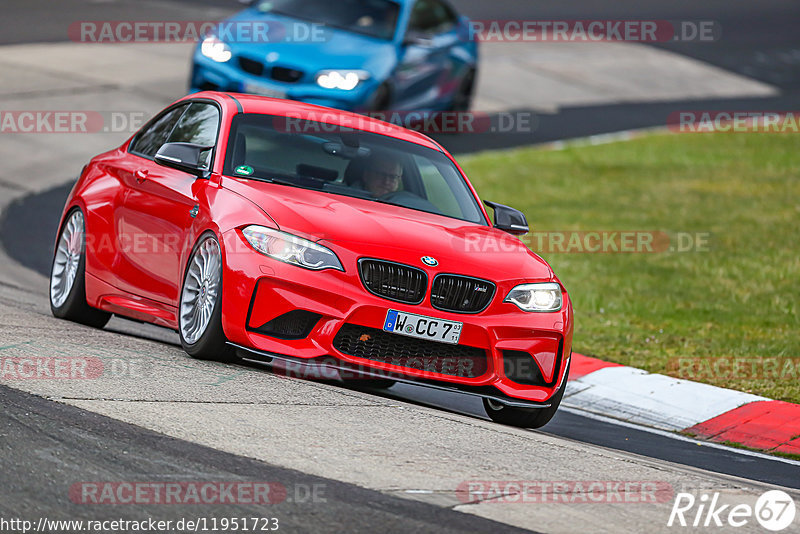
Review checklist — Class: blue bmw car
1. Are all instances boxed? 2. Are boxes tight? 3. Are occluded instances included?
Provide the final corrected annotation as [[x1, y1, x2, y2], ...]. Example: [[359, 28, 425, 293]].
[[190, 0, 478, 112]]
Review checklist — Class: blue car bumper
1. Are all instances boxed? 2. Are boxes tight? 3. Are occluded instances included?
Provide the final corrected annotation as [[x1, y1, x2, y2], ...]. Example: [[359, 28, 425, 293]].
[[190, 52, 377, 112]]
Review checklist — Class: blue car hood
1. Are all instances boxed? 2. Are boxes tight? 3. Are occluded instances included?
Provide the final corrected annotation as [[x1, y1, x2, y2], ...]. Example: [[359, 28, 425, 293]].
[[218, 10, 397, 79]]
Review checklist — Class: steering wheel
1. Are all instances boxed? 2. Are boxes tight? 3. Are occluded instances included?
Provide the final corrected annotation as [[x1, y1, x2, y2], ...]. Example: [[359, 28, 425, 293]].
[[380, 190, 414, 202], [380, 190, 442, 214]]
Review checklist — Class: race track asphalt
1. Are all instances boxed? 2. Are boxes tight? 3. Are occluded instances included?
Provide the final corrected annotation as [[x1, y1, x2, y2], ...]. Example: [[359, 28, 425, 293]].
[[0, 384, 533, 533]]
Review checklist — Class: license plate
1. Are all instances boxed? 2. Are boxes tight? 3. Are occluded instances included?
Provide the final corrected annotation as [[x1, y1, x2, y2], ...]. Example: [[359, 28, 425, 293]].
[[242, 82, 286, 99], [383, 310, 462, 345]]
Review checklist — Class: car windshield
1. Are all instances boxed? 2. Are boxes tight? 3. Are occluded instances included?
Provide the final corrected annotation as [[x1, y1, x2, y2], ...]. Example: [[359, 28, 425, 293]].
[[223, 114, 487, 225], [254, 0, 400, 40]]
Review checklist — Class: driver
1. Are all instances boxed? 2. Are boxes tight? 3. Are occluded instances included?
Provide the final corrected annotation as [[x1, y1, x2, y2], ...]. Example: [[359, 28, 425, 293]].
[[361, 152, 403, 197]]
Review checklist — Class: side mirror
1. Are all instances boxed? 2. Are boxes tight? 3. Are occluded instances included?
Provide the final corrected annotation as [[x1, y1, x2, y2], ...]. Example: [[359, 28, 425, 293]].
[[154, 143, 212, 178], [484, 200, 529, 235]]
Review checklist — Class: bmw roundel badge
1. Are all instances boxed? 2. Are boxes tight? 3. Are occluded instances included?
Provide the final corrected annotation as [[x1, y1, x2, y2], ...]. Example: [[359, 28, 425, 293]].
[[421, 256, 438, 267]]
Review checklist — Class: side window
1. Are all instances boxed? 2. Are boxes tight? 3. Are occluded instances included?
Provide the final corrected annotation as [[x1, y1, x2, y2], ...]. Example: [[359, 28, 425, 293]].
[[167, 102, 220, 146], [408, 0, 457, 35], [167, 102, 220, 169], [129, 104, 188, 158]]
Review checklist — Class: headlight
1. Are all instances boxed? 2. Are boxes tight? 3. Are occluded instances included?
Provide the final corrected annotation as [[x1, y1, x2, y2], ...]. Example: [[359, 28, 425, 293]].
[[242, 226, 343, 271], [201, 36, 232, 63], [505, 283, 562, 312], [315, 70, 370, 91]]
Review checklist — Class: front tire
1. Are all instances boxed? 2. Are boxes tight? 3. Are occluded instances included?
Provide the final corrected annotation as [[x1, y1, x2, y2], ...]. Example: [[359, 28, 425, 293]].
[[49, 209, 111, 329], [448, 69, 475, 112], [367, 83, 391, 112], [179, 233, 234, 362], [483, 358, 570, 428]]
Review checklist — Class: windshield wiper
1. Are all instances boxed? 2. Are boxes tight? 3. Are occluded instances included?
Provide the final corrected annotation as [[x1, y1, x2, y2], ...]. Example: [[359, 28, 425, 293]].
[[255, 175, 328, 191], [259, 176, 298, 187]]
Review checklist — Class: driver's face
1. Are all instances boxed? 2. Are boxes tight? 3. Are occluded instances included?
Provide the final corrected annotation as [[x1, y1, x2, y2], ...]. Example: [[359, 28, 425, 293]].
[[364, 160, 403, 197]]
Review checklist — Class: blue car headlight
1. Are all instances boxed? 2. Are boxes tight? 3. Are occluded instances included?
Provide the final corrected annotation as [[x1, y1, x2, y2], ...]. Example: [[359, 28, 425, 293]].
[[505, 283, 563, 312], [315, 70, 370, 91], [242, 225, 343, 271], [201, 36, 232, 63]]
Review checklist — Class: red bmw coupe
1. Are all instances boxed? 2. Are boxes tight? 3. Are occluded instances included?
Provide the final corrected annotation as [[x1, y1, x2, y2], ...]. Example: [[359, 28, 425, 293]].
[[50, 92, 573, 428]]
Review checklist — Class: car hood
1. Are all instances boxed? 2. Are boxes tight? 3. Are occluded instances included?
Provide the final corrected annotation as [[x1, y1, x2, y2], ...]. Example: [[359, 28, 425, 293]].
[[224, 178, 554, 281], [219, 10, 398, 79]]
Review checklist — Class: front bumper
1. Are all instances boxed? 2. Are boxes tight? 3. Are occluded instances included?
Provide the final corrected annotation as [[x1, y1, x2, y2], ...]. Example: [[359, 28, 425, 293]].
[[220, 229, 574, 403], [190, 52, 375, 112]]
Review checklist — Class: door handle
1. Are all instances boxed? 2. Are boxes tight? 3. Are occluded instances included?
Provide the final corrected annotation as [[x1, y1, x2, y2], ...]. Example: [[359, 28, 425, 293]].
[[135, 169, 148, 183]]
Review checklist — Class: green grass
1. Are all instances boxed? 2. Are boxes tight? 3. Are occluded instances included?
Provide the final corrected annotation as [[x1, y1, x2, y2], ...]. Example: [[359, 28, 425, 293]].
[[459, 132, 800, 403]]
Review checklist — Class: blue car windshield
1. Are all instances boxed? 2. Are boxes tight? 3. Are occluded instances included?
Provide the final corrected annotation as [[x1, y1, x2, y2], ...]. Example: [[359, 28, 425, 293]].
[[223, 113, 487, 225], [255, 0, 400, 40]]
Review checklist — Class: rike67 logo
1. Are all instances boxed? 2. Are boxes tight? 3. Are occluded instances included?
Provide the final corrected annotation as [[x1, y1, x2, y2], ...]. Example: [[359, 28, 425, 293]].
[[668, 490, 796, 531]]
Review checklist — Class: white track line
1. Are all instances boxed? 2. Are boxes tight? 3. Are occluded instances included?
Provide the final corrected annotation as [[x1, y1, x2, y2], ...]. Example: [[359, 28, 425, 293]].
[[558, 406, 800, 468]]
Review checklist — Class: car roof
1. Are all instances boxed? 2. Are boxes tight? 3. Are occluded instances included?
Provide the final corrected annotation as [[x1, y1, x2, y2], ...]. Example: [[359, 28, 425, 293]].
[[190, 91, 444, 152]]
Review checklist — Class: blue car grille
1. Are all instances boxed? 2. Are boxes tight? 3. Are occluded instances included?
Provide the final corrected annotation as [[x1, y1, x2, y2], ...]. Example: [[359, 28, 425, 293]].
[[238, 57, 264, 76], [271, 66, 304, 83], [237, 57, 304, 83]]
